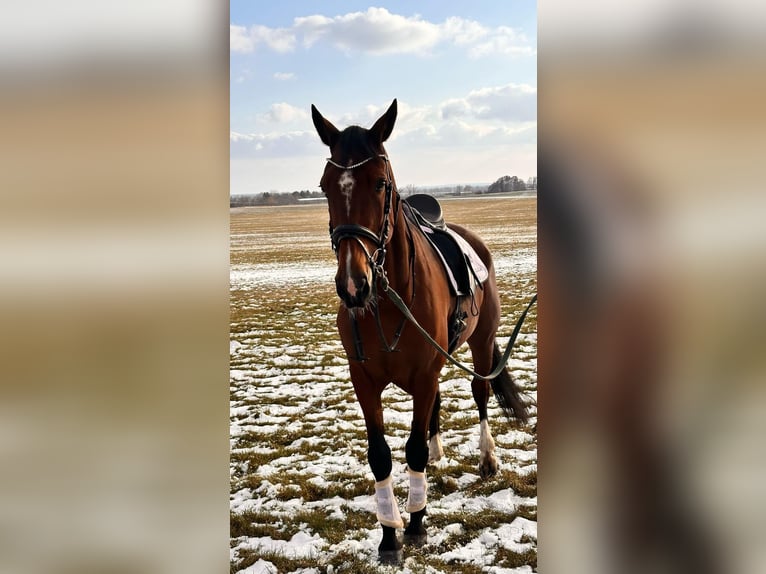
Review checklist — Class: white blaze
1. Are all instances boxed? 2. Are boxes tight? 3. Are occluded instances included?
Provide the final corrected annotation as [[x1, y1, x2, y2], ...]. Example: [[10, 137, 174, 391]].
[[345, 248, 356, 297], [338, 170, 354, 216]]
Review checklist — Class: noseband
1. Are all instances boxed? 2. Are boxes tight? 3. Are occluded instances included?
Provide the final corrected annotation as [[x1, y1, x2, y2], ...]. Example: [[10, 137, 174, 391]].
[[327, 154, 397, 273]]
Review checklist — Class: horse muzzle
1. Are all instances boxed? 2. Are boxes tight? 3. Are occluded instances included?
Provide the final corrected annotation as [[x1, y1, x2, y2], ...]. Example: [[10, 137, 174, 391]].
[[336, 272, 372, 308]]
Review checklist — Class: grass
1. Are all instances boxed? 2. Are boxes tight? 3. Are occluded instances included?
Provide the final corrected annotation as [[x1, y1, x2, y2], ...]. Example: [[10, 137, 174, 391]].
[[466, 468, 537, 498], [495, 546, 538, 570], [230, 196, 537, 573]]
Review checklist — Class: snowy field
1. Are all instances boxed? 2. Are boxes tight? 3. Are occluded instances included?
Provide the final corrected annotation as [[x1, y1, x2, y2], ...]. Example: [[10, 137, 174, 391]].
[[230, 197, 537, 573]]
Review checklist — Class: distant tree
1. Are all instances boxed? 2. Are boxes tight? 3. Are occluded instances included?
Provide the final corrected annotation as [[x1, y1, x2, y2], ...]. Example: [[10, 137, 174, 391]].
[[402, 184, 417, 197], [488, 175, 527, 193]]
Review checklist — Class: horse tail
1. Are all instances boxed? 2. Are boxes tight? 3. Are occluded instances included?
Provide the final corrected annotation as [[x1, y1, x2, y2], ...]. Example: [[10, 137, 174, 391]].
[[489, 342, 529, 423]]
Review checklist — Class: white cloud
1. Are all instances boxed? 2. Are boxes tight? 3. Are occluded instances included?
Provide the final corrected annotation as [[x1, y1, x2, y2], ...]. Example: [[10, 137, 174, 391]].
[[230, 24, 295, 53], [294, 7, 441, 54], [231, 8, 532, 58], [260, 102, 308, 124], [439, 83, 537, 122], [441, 16, 489, 45], [470, 26, 536, 58], [230, 130, 317, 158], [439, 99, 472, 120], [273, 72, 295, 81], [230, 24, 254, 53]]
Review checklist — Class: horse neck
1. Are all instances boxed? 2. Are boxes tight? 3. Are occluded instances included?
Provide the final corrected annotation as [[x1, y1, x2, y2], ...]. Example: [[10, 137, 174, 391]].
[[381, 199, 414, 295]]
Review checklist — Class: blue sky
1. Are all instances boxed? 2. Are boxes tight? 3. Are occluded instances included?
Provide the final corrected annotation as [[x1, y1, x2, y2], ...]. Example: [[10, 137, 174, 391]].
[[231, 2, 536, 194]]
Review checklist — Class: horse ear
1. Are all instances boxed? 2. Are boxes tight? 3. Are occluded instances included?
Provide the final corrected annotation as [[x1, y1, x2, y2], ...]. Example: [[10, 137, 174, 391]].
[[370, 99, 397, 144], [311, 104, 340, 148]]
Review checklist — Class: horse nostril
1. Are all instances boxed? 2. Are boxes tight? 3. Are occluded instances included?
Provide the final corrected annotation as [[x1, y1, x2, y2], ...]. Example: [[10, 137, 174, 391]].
[[358, 276, 370, 299], [336, 274, 371, 307], [349, 276, 370, 300]]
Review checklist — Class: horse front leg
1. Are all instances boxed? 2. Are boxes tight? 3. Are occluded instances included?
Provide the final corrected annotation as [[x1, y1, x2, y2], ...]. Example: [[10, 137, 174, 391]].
[[428, 389, 444, 462], [350, 367, 402, 562], [404, 378, 439, 545], [369, 428, 403, 561]]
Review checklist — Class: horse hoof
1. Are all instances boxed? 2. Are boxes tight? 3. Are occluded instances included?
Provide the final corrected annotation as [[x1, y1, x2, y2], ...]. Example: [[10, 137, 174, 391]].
[[479, 458, 498, 479], [378, 548, 404, 565], [403, 532, 428, 546]]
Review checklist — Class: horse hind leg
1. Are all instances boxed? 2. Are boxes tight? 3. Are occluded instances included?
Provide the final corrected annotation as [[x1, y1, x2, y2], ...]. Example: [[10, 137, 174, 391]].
[[473, 377, 499, 479], [469, 337, 500, 479], [471, 339, 531, 478]]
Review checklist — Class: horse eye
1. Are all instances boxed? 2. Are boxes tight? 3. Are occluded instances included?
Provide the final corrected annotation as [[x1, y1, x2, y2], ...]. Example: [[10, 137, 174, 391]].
[[375, 178, 386, 192]]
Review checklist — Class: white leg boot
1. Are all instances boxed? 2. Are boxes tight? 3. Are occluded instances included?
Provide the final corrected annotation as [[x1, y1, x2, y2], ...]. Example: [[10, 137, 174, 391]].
[[406, 469, 428, 513], [374, 475, 403, 528]]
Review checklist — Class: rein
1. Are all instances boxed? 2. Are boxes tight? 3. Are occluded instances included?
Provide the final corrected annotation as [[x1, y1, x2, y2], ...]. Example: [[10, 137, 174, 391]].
[[382, 280, 536, 381]]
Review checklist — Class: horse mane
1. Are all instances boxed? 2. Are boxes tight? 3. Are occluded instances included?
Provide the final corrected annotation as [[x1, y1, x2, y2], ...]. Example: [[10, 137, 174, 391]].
[[333, 125, 383, 165]]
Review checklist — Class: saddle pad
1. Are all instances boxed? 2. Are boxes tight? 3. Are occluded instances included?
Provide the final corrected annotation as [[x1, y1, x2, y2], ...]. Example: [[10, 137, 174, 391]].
[[418, 224, 489, 297]]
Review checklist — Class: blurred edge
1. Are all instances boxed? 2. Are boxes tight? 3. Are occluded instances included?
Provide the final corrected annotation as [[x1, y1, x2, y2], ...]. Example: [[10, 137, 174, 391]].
[[4, 2, 766, 573], [0, 2, 230, 574], [539, 1, 766, 573]]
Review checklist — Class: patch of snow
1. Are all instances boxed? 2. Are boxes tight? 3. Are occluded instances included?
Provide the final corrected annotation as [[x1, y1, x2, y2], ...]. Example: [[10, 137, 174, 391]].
[[439, 517, 536, 567], [235, 558, 277, 574], [233, 531, 324, 560], [231, 263, 336, 289]]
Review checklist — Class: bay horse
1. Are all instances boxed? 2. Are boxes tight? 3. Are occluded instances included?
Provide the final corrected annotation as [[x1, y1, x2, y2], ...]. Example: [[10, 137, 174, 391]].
[[311, 99, 529, 562]]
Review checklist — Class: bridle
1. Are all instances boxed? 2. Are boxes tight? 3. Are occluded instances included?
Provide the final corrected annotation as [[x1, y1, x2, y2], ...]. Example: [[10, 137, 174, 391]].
[[325, 153, 412, 359], [327, 154, 399, 282]]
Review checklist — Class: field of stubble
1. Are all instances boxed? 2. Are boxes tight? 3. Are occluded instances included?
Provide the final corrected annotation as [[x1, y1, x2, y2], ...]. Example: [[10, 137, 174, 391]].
[[230, 195, 537, 573]]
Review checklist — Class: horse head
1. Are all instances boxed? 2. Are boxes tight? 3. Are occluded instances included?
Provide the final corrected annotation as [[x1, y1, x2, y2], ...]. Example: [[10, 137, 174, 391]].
[[311, 99, 399, 309]]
